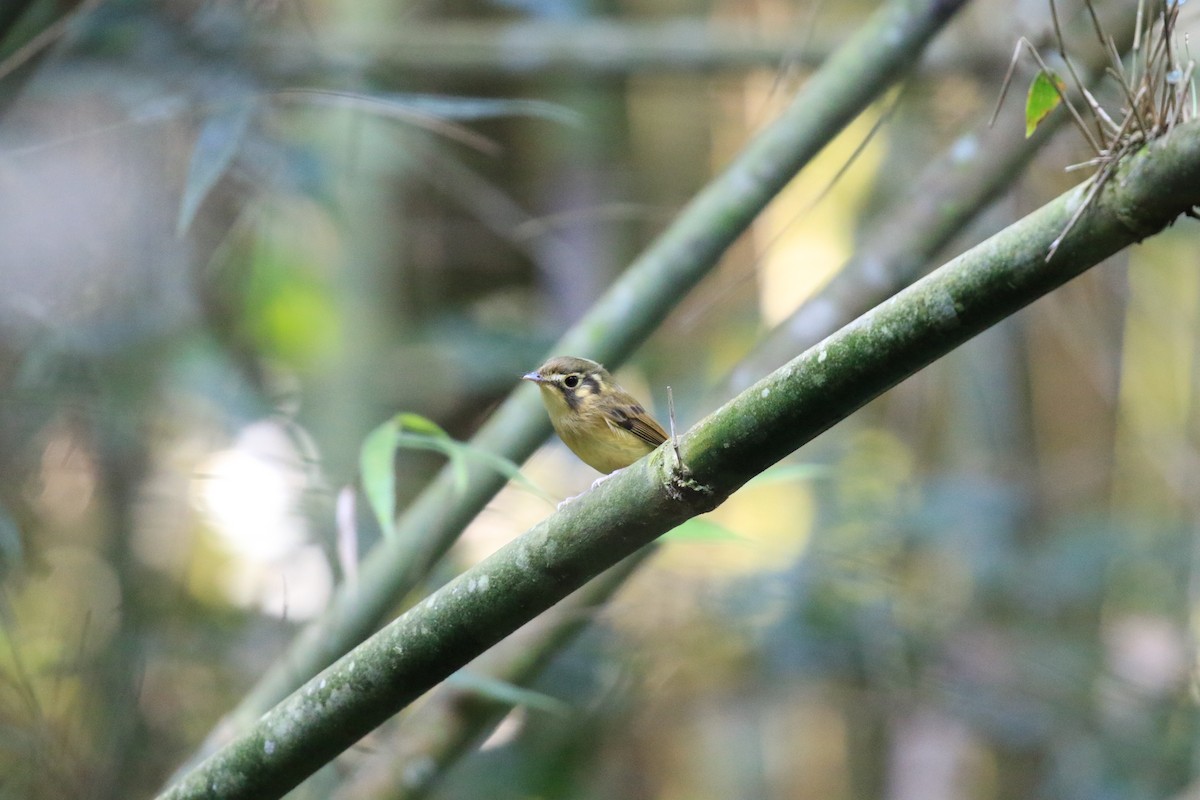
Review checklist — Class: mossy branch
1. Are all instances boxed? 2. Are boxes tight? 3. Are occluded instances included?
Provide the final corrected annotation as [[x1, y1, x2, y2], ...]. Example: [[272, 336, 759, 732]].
[[328, 550, 653, 800], [160, 118, 1200, 800]]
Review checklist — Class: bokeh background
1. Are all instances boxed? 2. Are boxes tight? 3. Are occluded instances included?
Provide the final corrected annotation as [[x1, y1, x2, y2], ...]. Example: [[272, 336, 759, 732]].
[[2, 0, 1200, 798]]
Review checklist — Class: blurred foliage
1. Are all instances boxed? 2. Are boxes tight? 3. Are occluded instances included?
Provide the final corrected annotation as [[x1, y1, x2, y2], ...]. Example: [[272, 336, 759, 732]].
[[2, 0, 1200, 799]]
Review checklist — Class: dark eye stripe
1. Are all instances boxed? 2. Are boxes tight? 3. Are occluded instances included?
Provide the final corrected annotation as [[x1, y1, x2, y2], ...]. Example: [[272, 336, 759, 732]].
[[558, 378, 581, 409], [558, 373, 600, 410]]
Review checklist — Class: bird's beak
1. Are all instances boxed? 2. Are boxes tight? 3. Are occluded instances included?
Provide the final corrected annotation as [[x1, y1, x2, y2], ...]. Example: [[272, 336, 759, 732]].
[[522, 371, 544, 383]]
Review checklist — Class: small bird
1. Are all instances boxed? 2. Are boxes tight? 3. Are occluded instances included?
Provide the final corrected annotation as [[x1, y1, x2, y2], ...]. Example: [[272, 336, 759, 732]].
[[523, 356, 668, 474]]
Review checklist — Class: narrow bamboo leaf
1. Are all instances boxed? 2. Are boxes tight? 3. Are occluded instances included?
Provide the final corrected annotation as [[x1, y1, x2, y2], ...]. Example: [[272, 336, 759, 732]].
[[745, 462, 830, 487], [177, 104, 254, 235], [446, 670, 572, 717], [663, 517, 746, 542], [364, 415, 553, 534], [439, 439, 556, 503], [282, 89, 580, 129], [393, 412, 445, 436], [359, 418, 401, 539], [394, 414, 553, 502], [1025, 70, 1065, 138], [394, 431, 471, 494], [365, 92, 580, 127]]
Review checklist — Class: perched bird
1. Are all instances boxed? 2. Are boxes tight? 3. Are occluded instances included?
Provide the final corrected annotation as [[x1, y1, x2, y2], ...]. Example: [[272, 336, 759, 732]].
[[523, 356, 668, 474]]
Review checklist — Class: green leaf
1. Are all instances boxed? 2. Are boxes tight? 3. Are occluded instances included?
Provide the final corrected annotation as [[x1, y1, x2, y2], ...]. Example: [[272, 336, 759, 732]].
[[393, 412, 445, 436], [448, 444, 556, 504], [395, 414, 553, 503], [663, 517, 746, 543], [446, 670, 572, 717], [360, 413, 554, 540], [369, 93, 581, 127], [745, 462, 830, 487], [360, 418, 402, 539], [1025, 70, 1065, 138], [279, 90, 581, 129]]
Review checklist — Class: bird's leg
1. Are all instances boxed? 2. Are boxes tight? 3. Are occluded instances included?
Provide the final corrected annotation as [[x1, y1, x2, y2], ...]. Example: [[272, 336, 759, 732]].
[[556, 469, 622, 510], [591, 470, 618, 491]]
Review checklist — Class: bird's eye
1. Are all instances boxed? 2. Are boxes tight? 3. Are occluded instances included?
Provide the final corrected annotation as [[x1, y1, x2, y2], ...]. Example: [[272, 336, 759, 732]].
[[564, 374, 580, 389]]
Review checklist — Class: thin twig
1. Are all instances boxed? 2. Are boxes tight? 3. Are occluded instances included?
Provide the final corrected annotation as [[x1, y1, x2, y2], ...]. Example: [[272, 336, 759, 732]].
[[1133, 0, 1145, 56], [1161, 4, 1179, 123], [666, 386, 682, 470], [1050, 0, 1108, 146], [1082, 0, 1107, 50], [989, 39, 1027, 128], [1080, 84, 1121, 135], [1047, 160, 1113, 261]]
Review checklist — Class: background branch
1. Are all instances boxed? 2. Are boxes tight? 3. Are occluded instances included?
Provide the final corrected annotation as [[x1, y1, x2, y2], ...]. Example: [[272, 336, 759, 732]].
[[261, 19, 1007, 78], [723, 0, 1137, 393]]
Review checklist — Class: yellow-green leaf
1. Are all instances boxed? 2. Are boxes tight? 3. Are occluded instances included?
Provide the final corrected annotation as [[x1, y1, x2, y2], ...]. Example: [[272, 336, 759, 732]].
[[446, 670, 572, 717], [1025, 70, 1065, 138], [360, 417, 402, 539], [663, 517, 746, 543], [745, 462, 829, 488], [360, 412, 555, 541]]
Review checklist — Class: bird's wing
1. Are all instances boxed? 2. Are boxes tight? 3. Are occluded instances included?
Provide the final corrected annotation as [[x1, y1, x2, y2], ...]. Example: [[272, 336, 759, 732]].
[[605, 404, 668, 448]]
